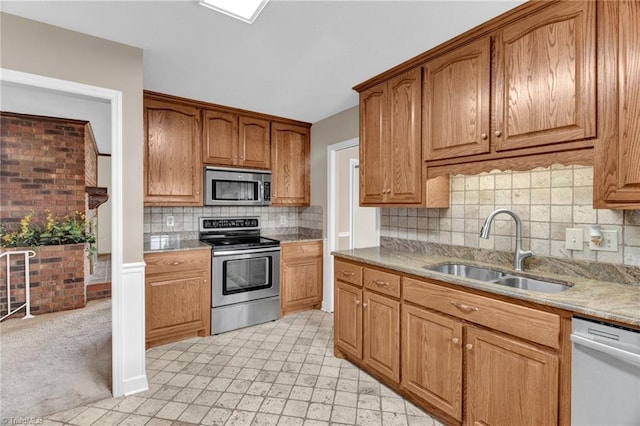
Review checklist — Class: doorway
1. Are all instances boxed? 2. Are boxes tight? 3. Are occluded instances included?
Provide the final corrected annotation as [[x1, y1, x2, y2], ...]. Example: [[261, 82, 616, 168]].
[[325, 138, 379, 312], [0, 68, 134, 399]]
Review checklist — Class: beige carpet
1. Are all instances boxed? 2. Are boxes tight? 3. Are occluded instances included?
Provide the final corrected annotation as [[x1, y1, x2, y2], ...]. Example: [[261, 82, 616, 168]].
[[0, 299, 112, 419]]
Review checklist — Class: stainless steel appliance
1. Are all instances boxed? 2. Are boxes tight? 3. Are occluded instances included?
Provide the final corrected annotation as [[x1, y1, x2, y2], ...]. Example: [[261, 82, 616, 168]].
[[199, 217, 280, 334], [571, 317, 640, 425], [204, 167, 271, 206]]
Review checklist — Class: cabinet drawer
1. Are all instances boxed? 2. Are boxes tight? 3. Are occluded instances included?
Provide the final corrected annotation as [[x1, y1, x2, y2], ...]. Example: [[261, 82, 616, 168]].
[[364, 267, 400, 298], [403, 277, 560, 348], [335, 260, 363, 287], [145, 249, 211, 275], [282, 241, 323, 258]]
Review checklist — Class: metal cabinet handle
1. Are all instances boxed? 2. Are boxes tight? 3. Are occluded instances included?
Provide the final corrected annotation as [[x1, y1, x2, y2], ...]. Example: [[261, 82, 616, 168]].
[[341, 271, 356, 276], [450, 301, 479, 312], [166, 261, 183, 266], [466, 343, 473, 350], [362, 302, 368, 308], [481, 133, 488, 140], [355, 299, 361, 305], [373, 280, 389, 287], [494, 130, 502, 137], [452, 338, 460, 344]]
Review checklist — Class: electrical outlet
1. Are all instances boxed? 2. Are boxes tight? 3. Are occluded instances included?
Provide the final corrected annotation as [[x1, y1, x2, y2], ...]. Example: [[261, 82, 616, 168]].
[[565, 228, 583, 250], [589, 229, 618, 252], [279, 215, 287, 226], [166, 215, 174, 227]]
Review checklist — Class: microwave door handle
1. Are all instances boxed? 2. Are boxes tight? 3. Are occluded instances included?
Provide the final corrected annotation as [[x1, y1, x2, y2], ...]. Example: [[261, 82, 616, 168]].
[[258, 182, 264, 202]]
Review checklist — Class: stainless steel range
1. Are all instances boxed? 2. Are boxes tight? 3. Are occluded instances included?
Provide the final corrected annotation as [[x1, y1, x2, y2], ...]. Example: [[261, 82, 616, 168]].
[[199, 217, 280, 334]]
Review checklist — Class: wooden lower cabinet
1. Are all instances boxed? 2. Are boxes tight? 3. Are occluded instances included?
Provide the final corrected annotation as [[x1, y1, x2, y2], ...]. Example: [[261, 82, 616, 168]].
[[363, 291, 400, 382], [334, 281, 363, 359], [280, 241, 323, 316], [466, 325, 559, 426], [145, 249, 211, 348], [334, 258, 569, 426], [401, 304, 463, 421]]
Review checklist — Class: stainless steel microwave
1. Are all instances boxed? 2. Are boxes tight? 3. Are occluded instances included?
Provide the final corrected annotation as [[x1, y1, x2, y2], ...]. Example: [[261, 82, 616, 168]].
[[204, 167, 271, 206]]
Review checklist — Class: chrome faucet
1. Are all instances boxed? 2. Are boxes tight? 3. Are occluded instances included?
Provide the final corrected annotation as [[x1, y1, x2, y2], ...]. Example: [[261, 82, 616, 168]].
[[479, 208, 533, 271]]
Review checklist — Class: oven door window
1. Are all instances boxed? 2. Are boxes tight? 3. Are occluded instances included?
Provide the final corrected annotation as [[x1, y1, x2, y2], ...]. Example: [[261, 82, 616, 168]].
[[212, 179, 259, 202], [223, 256, 272, 294]]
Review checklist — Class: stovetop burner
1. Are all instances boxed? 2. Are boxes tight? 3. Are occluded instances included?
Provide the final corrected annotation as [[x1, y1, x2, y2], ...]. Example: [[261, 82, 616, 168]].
[[198, 217, 279, 252]]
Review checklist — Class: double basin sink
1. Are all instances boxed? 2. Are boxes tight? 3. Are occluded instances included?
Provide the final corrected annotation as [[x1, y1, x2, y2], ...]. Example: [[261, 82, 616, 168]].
[[427, 263, 570, 294]]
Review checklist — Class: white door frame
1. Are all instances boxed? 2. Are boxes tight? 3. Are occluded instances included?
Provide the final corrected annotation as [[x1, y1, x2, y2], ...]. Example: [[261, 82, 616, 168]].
[[324, 137, 373, 313], [0, 68, 138, 396], [348, 159, 359, 250]]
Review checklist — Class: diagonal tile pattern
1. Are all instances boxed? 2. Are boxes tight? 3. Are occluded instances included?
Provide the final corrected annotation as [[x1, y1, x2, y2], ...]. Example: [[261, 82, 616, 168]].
[[42, 310, 443, 425]]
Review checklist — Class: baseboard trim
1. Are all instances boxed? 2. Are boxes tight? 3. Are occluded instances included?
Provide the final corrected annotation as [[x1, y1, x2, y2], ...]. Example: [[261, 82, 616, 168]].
[[122, 374, 149, 396]]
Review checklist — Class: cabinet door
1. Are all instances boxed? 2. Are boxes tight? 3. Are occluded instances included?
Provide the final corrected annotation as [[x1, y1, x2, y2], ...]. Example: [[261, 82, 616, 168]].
[[423, 37, 490, 161], [145, 271, 209, 342], [202, 109, 238, 166], [494, 1, 596, 151], [466, 325, 559, 426], [239, 116, 270, 169], [387, 68, 422, 203], [595, 0, 640, 206], [271, 122, 310, 206], [144, 99, 202, 205], [401, 304, 463, 421], [281, 255, 322, 313], [363, 291, 400, 383], [334, 281, 362, 360], [359, 82, 387, 204]]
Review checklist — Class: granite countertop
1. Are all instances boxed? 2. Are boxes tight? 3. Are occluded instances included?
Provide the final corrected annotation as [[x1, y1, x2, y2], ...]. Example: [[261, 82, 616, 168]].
[[266, 234, 324, 244], [333, 246, 640, 328], [143, 234, 211, 254]]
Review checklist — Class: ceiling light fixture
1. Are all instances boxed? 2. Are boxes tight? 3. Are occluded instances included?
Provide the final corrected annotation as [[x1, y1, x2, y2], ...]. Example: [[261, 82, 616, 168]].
[[199, 0, 269, 24]]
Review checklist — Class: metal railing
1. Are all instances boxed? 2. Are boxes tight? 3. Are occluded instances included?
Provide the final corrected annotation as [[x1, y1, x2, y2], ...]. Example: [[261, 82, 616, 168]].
[[0, 250, 36, 321]]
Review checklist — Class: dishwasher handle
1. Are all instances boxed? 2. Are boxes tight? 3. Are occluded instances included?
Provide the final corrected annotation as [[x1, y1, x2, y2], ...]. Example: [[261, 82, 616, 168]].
[[571, 333, 640, 367]]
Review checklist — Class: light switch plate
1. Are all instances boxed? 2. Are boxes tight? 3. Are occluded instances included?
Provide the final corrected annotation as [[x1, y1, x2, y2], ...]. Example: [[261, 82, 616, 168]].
[[589, 229, 618, 252], [565, 228, 583, 250]]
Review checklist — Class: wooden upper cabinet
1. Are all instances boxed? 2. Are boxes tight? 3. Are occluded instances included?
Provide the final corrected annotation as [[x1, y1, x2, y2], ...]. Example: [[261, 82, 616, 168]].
[[359, 67, 423, 205], [387, 68, 422, 204], [359, 82, 387, 205], [423, 37, 491, 161], [494, 0, 596, 152], [271, 122, 310, 206], [595, 0, 640, 207], [203, 110, 270, 169], [239, 116, 270, 169], [144, 98, 202, 206], [202, 109, 238, 166], [466, 325, 559, 426]]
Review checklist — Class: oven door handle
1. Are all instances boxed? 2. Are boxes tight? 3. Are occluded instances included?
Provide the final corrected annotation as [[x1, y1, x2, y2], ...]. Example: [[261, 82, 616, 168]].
[[213, 247, 281, 256]]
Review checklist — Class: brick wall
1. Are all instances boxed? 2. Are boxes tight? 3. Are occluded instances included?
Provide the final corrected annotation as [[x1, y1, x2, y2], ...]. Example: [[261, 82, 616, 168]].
[[1, 112, 90, 316]]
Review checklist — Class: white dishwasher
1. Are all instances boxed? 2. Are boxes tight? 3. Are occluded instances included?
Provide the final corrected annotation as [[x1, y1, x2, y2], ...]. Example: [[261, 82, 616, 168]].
[[571, 317, 640, 426]]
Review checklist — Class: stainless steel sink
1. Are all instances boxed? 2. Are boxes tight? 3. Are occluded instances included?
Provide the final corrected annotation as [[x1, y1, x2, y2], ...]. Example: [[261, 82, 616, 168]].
[[427, 263, 571, 293], [428, 263, 505, 282], [491, 276, 569, 293]]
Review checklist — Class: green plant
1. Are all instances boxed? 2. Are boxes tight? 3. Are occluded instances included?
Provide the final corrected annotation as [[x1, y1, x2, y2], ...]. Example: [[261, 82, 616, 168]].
[[1, 210, 96, 253]]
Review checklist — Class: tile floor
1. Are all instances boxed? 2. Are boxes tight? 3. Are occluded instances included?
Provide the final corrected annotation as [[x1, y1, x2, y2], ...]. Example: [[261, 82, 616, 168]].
[[42, 310, 443, 426]]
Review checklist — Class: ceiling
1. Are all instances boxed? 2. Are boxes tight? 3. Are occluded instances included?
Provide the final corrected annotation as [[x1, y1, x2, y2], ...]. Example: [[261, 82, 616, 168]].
[[1, 0, 525, 124]]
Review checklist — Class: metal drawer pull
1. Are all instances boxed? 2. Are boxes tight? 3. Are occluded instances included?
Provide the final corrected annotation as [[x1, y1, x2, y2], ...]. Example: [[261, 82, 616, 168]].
[[373, 280, 389, 287], [450, 301, 479, 312], [166, 261, 183, 266], [341, 271, 356, 276]]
